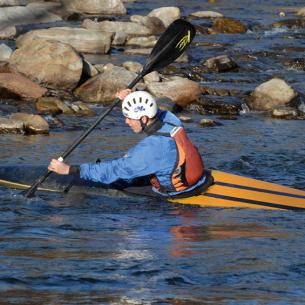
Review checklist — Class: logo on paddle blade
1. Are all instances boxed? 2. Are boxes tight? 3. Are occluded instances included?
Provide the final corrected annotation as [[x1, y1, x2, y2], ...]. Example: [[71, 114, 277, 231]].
[[176, 30, 191, 51]]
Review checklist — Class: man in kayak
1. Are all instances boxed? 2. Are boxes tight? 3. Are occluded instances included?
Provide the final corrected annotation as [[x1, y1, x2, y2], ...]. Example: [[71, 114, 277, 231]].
[[48, 89, 208, 197]]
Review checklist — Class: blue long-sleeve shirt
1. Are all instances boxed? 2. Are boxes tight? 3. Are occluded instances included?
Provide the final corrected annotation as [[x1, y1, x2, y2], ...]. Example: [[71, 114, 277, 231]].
[[80, 110, 205, 196]]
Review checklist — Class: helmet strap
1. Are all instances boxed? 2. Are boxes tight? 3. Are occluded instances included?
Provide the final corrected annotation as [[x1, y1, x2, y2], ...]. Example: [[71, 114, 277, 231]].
[[140, 116, 148, 132]]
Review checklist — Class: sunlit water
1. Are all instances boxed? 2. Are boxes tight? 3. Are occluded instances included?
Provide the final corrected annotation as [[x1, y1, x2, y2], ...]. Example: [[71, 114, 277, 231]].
[[1, 0, 305, 304]]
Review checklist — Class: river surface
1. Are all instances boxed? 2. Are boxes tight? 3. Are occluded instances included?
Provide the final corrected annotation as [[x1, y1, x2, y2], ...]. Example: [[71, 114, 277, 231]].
[[1, 0, 305, 304]]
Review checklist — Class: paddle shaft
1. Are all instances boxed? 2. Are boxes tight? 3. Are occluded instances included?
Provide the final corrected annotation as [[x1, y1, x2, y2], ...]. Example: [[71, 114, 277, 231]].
[[23, 75, 142, 197]]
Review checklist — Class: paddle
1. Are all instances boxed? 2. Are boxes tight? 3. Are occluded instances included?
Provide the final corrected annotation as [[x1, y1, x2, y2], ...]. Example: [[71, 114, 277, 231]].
[[22, 18, 196, 198]]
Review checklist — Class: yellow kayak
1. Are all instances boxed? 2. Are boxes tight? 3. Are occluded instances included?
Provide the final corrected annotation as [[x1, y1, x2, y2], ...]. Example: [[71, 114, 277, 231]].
[[169, 170, 305, 211]]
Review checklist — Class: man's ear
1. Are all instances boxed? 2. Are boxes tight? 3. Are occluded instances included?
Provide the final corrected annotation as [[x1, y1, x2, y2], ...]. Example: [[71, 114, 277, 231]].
[[140, 116, 149, 124]]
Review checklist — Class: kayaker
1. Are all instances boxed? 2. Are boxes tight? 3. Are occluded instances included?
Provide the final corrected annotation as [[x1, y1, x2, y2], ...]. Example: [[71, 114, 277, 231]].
[[48, 89, 209, 197]]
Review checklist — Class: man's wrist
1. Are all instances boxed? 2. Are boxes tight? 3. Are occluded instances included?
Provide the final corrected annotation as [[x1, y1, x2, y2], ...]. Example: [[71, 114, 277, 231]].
[[69, 165, 80, 176]]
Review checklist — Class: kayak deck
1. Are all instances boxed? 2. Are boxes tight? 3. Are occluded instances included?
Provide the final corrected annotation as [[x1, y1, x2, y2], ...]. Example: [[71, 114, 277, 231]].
[[0, 166, 304, 211], [169, 170, 305, 211]]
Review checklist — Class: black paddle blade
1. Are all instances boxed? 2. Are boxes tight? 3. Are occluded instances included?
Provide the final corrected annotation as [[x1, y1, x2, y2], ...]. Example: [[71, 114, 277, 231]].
[[143, 19, 196, 74]]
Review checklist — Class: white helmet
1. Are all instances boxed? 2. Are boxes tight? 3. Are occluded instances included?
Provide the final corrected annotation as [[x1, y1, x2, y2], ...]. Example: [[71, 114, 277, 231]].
[[122, 91, 158, 120]]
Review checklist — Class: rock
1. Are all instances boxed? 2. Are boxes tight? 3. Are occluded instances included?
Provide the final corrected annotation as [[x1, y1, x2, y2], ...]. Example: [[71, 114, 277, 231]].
[[0, 73, 47, 100], [190, 11, 224, 18], [0, 43, 12, 61], [82, 19, 153, 36], [36, 97, 73, 115], [126, 36, 157, 47], [147, 77, 201, 107], [0, 117, 24, 134], [148, 7, 180, 27], [122, 61, 143, 73], [272, 107, 299, 119], [0, 26, 16, 39], [74, 65, 138, 104], [178, 116, 193, 123], [0, 5, 61, 29], [199, 118, 222, 127], [0, 0, 27, 6], [140, 16, 166, 34], [9, 39, 83, 90], [16, 27, 113, 54], [70, 101, 95, 116], [112, 31, 128, 45], [212, 18, 247, 33], [297, 7, 305, 17], [250, 78, 298, 111], [272, 19, 305, 29], [187, 96, 241, 115], [124, 48, 152, 56], [10, 112, 49, 134], [203, 55, 238, 72], [144, 71, 160, 83], [82, 59, 99, 78], [63, 0, 126, 15]]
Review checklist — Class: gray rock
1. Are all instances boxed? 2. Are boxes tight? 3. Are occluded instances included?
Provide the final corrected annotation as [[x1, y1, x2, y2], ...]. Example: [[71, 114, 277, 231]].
[[250, 78, 298, 111]]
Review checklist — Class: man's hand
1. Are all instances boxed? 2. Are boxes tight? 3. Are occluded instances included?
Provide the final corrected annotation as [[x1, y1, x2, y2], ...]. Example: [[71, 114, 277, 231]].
[[48, 159, 70, 175], [116, 88, 132, 100]]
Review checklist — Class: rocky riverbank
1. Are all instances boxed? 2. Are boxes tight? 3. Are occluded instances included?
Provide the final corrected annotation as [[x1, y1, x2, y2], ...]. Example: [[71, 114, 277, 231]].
[[0, 0, 304, 135]]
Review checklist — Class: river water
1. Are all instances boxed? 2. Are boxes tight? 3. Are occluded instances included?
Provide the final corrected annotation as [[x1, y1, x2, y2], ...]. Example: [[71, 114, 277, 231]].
[[1, 0, 305, 304]]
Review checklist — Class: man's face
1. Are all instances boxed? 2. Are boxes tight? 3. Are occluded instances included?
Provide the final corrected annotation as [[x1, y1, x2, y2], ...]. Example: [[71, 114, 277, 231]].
[[125, 117, 143, 133]]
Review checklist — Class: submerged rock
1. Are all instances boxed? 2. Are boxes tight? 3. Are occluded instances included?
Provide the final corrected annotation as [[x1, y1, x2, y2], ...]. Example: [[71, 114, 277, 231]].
[[203, 55, 238, 72], [211, 18, 248, 33]]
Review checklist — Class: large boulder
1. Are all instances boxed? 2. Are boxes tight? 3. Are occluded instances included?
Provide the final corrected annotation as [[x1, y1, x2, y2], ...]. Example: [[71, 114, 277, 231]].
[[0, 73, 47, 100], [249, 78, 298, 111], [9, 39, 83, 90], [63, 0, 126, 15], [147, 77, 201, 107], [16, 27, 113, 54], [75, 64, 138, 104]]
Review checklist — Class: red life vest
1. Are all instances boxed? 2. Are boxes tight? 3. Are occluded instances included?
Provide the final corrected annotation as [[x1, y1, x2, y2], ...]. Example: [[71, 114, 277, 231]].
[[150, 126, 204, 193]]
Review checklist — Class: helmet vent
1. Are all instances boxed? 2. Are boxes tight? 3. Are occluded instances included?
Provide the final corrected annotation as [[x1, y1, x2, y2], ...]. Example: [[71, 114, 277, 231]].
[[139, 97, 142, 103], [145, 99, 149, 104], [124, 106, 129, 111], [150, 103, 154, 107], [127, 101, 131, 107], [133, 98, 136, 104]]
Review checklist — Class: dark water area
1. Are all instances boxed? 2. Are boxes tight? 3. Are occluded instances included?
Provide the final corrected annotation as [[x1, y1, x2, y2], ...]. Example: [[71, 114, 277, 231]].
[[1, 0, 305, 304]]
